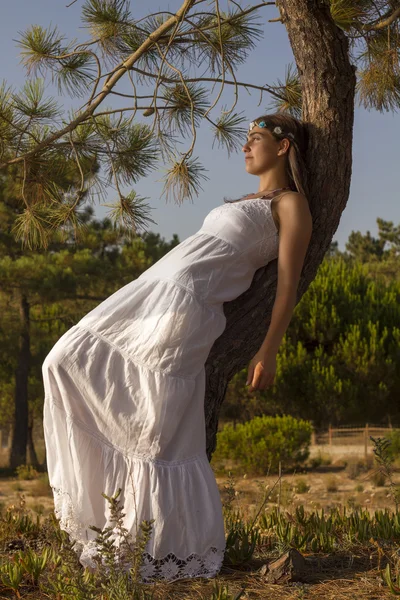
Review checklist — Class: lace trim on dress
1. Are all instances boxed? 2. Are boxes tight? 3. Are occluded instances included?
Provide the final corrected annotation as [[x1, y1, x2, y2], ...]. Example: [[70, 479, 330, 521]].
[[140, 546, 224, 582], [230, 198, 277, 231], [50, 485, 225, 583], [229, 199, 279, 259]]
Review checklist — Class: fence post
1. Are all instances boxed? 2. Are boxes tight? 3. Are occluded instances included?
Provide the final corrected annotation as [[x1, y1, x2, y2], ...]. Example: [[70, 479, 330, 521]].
[[328, 424, 332, 446], [364, 423, 369, 460]]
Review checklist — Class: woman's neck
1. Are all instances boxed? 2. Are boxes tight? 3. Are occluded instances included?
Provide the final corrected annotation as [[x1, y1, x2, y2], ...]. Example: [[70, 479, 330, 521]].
[[258, 173, 290, 193]]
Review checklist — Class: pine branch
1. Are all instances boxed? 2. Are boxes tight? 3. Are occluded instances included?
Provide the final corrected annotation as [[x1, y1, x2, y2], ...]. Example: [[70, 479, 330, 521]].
[[125, 66, 288, 101], [0, 0, 197, 169], [363, 5, 400, 30]]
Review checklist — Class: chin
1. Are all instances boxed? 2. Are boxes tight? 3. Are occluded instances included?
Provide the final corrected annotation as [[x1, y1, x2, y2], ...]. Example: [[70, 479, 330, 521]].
[[245, 163, 258, 175]]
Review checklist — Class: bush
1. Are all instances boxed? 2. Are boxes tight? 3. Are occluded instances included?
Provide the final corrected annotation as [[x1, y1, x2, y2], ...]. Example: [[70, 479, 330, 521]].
[[385, 430, 400, 460], [308, 452, 332, 469], [214, 414, 313, 475], [346, 456, 373, 480], [15, 464, 39, 480], [326, 477, 338, 492], [295, 478, 310, 494], [371, 470, 386, 487]]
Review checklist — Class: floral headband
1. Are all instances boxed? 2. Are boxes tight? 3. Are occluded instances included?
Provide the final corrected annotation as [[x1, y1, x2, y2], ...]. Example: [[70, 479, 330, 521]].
[[249, 120, 295, 141]]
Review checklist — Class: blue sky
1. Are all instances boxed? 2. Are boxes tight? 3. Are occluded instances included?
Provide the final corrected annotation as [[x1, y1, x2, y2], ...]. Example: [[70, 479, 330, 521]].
[[1, 0, 399, 250]]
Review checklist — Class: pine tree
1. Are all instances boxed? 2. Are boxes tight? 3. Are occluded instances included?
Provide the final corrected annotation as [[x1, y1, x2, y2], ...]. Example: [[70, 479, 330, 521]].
[[0, 0, 399, 457], [0, 174, 177, 468]]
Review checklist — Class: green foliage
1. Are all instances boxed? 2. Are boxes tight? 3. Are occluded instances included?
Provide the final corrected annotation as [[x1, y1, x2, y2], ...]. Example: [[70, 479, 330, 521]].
[[346, 456, 372, 479], [214, 414, 312, 475], [210, 581, 246, 600], [259, 503, 400, 553], [162, 155, 209, 204], [267, 62, 303, 118], [383, 562, 400, 596], [15, 464, 39, 480], [1, 0, 272, 238], [386, 429, 400, 459], [212, 111, 248, 157], [295, 478, 310, 494], [0, 173, 181, 465], [221, 255, 400, 428], [371, 436, 400, 510]]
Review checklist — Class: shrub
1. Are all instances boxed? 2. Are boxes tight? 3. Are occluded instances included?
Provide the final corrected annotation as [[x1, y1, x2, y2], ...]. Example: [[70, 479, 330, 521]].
[[346, 456, 373, 480], [15, 464, 39, 480], [385, 430, 400, 460], [371, 470, 386, 487], [326, 477, 338, 492], [214, 414, 312, 475], [295, 478, 310, 494], [308, 452, 332, 469], [268, 481, 294, 507]]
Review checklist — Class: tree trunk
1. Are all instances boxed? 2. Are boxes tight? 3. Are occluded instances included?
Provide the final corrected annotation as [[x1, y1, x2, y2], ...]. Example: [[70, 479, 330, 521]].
[[204, 0, 356, 460], [27, 418, 40, 470], [9, 293, 30, 469]]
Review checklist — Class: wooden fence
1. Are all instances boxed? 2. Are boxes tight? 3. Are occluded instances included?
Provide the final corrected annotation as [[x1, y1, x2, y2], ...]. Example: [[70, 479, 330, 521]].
[[312, 424, 398, 459], [1, 423, 398, 458]]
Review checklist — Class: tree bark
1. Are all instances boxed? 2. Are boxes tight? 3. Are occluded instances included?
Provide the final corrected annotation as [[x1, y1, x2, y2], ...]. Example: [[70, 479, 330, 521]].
[[9, 293, 30, 469], [27, 418, 40, 470], [204, 0, 357, 459]]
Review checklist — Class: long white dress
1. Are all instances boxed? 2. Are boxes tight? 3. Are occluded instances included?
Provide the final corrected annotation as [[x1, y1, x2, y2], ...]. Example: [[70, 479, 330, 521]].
[[42, 196, 279, 582]]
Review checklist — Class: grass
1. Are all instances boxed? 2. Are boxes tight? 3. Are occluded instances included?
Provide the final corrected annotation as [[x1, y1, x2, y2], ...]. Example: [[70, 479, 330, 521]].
[[1, 438, 400, 598]]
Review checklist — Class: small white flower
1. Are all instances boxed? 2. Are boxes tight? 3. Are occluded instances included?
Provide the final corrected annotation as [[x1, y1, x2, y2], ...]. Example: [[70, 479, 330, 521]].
[[273, 126, 282, 135]]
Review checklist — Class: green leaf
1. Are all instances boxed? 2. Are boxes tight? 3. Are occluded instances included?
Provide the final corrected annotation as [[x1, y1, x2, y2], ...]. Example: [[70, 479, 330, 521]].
[[161, 82, 209, 136], [53, 53, 97, 98], [16, 24, 66, 76], [12, 79, 61, 121], [212, 110, 247, 157], [95, 119, 160, 185], [266, 63, 302, 118], [192, 8, 263, 75], [162, 155, 209, 204], [101, 191, 157, 234], [82, 0, 131, 56], [329, 0, 368, 32]]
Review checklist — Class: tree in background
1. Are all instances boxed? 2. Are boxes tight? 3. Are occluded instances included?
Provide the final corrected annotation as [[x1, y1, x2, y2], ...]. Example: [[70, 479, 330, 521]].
[[0, 171, 179, 468], [220, 254, 400, 429], [0, 0, 399, 458]]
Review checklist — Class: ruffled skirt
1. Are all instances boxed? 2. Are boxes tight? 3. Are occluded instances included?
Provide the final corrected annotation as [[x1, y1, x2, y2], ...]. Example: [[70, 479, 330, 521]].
[[42, 277, 227, 582]]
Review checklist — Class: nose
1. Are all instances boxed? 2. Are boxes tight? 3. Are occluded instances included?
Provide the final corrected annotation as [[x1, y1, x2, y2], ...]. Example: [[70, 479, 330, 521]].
[[242, 141, 250, 153]]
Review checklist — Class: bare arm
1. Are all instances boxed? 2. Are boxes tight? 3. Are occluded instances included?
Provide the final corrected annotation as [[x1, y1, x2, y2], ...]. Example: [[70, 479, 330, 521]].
[[261, 192, 313, 355], [246, 192, 312, 390]]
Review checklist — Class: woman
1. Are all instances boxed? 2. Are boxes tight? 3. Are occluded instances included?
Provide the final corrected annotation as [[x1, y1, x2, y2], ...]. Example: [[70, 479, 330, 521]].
[[42, 112, 312, 583]]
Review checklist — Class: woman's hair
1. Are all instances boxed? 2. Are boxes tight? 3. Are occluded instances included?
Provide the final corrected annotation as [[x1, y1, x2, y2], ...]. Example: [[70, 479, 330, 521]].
[[224, 112, 310, 203]]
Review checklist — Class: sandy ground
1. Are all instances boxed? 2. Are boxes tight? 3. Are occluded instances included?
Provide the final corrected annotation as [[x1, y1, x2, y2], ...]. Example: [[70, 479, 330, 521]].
[[0, 443, 398, 520]]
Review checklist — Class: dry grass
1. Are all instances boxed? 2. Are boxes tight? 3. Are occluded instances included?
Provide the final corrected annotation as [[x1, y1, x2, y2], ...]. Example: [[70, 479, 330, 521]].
[[0, 444, 399, 598]]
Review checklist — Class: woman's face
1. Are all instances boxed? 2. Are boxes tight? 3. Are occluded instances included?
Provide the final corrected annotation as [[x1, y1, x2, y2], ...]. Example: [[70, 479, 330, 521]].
[[242, 125, 282, 175]]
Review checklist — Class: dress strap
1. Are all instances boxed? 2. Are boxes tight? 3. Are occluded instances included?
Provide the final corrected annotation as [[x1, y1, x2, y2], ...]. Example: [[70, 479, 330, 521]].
[[259, 190, 296, 201]]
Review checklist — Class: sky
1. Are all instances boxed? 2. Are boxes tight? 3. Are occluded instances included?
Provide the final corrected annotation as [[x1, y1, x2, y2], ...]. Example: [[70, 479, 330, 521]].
[[1, 0, 399, 251]]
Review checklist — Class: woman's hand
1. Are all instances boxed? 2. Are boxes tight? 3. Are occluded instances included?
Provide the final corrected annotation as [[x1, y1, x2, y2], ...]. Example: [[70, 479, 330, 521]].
[[246, 350, 277, 392]]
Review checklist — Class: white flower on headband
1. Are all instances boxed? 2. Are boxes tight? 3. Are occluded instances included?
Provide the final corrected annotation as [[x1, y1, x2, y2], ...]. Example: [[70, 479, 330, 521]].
[[248, 121, 295, 141], [274, 127, 295, 141]]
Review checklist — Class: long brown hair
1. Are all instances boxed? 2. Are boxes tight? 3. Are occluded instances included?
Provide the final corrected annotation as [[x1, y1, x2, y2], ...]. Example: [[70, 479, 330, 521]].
[[225, 112, 310, 203]]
